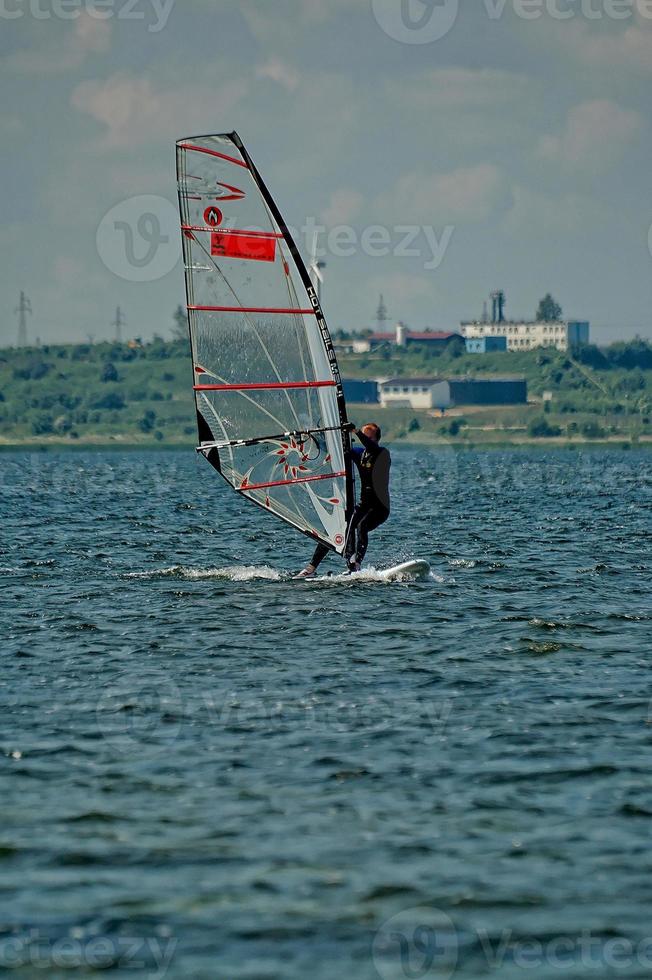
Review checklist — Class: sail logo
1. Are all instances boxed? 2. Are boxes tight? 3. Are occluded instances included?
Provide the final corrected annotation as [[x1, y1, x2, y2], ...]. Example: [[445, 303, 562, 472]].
[[203, 207, 223, 227], [214, 182, 245, 202]]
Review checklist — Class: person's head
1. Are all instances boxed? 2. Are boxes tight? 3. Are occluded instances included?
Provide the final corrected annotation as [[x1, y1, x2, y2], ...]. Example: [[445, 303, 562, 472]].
[[361, 423, 381, 443]]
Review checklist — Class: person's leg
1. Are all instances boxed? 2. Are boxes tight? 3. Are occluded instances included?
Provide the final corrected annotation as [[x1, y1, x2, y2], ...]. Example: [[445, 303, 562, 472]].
[[295, 542, 330, 578], [345, 505, 364, 568], [310, 542, 330, 570], [354, 506, 389, 565]]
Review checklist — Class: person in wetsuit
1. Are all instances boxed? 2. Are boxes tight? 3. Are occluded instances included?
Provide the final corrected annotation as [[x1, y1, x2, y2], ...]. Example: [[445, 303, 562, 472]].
[[295, 423, 391, 578]]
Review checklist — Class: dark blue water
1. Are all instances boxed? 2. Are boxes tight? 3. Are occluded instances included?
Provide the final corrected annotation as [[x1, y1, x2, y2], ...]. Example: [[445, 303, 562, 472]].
[[1, 447, 651, 979]]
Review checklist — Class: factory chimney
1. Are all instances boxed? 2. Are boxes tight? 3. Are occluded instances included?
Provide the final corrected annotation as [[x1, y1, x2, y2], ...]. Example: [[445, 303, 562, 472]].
[[491, 290, 506, 324]]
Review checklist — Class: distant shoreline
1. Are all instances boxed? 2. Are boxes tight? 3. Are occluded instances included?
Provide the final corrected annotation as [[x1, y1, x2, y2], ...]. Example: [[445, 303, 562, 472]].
[[1, 435, 649, 452]]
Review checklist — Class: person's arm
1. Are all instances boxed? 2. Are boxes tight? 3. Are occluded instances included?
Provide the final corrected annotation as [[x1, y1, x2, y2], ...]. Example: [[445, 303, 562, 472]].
[[350, 445, 363, 470], [355, 428, 382, 456]]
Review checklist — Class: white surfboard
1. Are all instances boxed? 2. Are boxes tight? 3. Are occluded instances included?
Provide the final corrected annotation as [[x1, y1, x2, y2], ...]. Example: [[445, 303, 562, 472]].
[[293, 559, 431, 582], [378, 559, 431, 581]]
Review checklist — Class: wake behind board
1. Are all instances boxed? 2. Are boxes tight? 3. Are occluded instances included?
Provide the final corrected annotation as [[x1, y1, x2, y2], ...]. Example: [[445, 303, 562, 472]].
[[378, 559, 430, 581]]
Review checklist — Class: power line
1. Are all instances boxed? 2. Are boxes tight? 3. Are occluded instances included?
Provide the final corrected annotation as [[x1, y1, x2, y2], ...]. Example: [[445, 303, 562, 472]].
[[376, 294, 388, 332], [111, 306, 126, 343], [15, 291, 32, 347]]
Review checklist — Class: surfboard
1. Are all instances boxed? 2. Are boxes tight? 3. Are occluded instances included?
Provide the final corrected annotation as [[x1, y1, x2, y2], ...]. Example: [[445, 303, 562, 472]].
[[292, 559, 431, 582], [378, 559, 431, 581]]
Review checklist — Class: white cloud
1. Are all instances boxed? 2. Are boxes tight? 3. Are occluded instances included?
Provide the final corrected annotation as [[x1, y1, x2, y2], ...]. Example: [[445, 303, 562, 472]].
[[52, 256, 84, 286], [74, 10, 112, 53], [256, 58, 300, 91], [322, 189, 364, 226], [71, 72, 247, 148], [503, 184, 610, 237], [380, 164, 509, 225], [240, 0, 361, 42], [1, 12, 111, 74], [556, 16, 652, 73], [385, 67, 532, 109], [538, 99, 643, 171]]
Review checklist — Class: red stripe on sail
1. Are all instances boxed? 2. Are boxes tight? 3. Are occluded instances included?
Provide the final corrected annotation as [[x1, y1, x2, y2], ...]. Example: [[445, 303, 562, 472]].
[[178, 143, 248, 168], [181, 225, 283, 238], [194, 381, 335, 391], [238, 471, 346, 492], [188, 305, 316, 314]]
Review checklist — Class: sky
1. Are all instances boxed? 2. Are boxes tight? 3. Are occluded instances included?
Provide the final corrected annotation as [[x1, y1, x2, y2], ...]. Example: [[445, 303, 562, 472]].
[[2, 0, 652, 347]]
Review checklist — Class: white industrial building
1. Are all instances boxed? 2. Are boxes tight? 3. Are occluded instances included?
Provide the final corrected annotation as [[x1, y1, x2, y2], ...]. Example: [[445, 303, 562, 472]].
[[380, 378, 440, 410], [460, 319, 589, 352]]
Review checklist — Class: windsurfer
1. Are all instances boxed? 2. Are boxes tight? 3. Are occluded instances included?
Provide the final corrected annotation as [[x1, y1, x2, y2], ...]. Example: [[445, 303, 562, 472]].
[[295, 423, 391, 578]]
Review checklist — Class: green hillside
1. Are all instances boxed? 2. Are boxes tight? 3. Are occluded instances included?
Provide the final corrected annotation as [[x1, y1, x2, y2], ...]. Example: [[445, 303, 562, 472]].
[[0, 338, 195, 446], [0, 337, 651, 447], [338, 340, 652, 444]]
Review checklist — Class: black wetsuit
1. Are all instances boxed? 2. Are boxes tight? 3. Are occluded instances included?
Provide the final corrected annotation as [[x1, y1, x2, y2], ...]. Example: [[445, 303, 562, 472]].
[[309, 429, 391, 571]]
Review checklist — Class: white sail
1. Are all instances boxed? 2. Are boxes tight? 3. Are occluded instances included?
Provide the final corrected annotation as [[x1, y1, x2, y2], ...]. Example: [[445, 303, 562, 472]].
[[176, 132, 353, 553]]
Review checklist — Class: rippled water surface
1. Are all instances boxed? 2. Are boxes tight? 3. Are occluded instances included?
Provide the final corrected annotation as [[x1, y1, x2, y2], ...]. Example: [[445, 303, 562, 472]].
[[2, 447, 651, 979]]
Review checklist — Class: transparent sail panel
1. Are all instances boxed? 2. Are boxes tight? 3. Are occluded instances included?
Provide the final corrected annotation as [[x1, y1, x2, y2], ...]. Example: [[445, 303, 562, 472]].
[[217, 437, 347, 548]]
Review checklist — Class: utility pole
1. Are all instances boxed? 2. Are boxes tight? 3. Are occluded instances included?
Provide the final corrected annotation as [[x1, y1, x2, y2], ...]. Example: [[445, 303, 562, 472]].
[[376, 294, 388, 332], [112, 306, 126, 343], [15, 291, 32, 347]]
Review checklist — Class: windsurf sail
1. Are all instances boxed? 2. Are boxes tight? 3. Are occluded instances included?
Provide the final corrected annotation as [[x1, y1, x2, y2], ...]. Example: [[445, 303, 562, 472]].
[[176, 132, 354, 554]]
